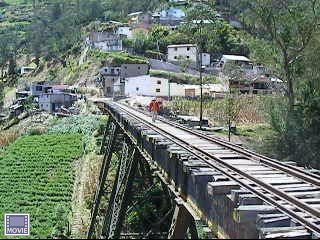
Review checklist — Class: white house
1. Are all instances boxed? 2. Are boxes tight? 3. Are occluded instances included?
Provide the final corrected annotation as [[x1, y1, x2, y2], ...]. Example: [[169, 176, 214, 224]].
[[117, 26, 133, 39], [169, 82, 185, 97], [167, 44, 198, 64], [39, 93, 77, 113], [125, 75, 188, 97], [219, 55, 253, 70], [160, 7, 186, 19], [167, 44, 210, 67], [201, 53, 211, 67], [125, 75, 170, 97], [21, 66, 36, 75], [124, 75, 227, 98], [88, 31, 123, 52]]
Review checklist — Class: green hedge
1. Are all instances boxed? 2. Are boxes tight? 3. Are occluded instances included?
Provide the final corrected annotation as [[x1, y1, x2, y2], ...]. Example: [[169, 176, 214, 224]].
[[90, 50, 148, 66]]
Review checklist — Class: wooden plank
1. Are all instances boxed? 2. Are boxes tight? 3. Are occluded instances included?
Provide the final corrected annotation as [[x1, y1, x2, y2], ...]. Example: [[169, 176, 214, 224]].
[[213, 153, 243, 159], [208, 181, 240, 195], [257, 216, 291, 229], [234, 205, 277, 223]]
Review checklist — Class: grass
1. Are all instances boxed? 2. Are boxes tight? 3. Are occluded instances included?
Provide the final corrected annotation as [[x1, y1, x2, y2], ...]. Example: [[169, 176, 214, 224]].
[[165, 95, 268, 126], [150, 69, 220, 85], [0, 134, 84, 238], [90, 50, 149, 65], [0, 128, 20, 147]]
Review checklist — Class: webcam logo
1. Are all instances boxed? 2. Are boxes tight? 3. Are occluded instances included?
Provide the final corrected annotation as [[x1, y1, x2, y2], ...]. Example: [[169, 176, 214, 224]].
[[4, 214, 30, 236]]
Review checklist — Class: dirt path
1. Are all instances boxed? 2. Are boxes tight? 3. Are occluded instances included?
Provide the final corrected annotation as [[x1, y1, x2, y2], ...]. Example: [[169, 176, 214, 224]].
[[70, 151, 103, 238], [70, 154, 91, 238]]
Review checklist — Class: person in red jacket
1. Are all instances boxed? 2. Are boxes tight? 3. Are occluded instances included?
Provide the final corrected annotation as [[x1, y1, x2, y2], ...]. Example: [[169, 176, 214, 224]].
[[149, 99, 160, 122]]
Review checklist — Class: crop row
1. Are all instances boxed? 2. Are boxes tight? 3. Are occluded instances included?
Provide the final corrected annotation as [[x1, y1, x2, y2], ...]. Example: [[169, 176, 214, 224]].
[[0, 134, 83, 238]]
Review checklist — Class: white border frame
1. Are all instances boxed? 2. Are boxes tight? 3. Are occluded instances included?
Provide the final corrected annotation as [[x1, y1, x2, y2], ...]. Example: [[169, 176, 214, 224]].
[[4, 214, 30, 236]]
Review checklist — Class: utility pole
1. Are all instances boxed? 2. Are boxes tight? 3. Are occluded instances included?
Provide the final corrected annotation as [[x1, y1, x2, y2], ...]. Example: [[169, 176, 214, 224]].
[[168, 72, 171, 101], [199, 54, 203, 130], [228, 78, 232, 142], [199, 20, 204, 130]]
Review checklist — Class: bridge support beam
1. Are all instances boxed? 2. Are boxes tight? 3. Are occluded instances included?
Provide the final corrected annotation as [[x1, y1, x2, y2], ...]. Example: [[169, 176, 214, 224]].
[[168, 198, 199, 239], [101, 140, 138, 239], [87, 118, 119, 238], [88, 103, 211, 239]]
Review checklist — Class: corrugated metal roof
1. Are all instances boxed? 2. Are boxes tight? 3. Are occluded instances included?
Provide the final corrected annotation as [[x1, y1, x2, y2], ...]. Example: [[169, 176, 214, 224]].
[[167, 44, 197, 48], [222, 55, 251, 62]]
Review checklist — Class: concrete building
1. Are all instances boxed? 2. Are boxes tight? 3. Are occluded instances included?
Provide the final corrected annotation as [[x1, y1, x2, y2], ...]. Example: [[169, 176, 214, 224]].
[[100, 66, 122, 97], [120, 64, 149, 81], [31, 82, 74, 97], [128, 12, 153, 26], [201, 53, 211, 67], [125, 75, 168, 97], [167, 44, 198, 65], [30, 82, 50, 97], [21, 66, 36, 75], [100, 64, 149, 97], [153, 7, 186, 26], [39, 93, 77, 113], [88, 31, 123, 51], [124, 75, 227, 98], [117, 26, 133, 39]]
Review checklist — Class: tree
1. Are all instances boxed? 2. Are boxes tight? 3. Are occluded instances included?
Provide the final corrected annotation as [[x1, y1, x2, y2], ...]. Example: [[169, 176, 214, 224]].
[[182, 1, 218, 57], [243, 0, 320, 109], [180, 1, 246, 59], [149, 25, 170, 53], [222, 61, 244, 141]]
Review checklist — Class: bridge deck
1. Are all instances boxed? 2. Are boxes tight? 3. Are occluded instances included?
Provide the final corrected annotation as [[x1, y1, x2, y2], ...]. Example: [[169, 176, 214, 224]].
[[101, 101, 320, 239]]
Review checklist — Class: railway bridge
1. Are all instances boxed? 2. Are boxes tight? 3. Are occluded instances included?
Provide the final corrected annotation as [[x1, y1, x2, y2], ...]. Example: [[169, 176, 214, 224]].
[[87, 101, 320, 239]]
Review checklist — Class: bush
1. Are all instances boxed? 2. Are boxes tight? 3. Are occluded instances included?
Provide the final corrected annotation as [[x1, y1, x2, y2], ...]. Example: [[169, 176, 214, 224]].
[[27, 127, 45, 136], [265, 82, 320, 169], [90, 50, 148, 66]]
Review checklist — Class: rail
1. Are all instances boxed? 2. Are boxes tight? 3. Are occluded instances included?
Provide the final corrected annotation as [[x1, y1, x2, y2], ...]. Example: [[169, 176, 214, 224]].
[[106, 102, 320, 237]]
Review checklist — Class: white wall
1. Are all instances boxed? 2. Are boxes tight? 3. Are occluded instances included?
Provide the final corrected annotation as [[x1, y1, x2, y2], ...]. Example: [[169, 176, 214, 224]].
[[93, 41, 123, 51], [202, 53, 210, 66], [125, 76, 169, 97], [125, 76, 223, 98], [167, 46, 198, 63], [169, 82, 185, 97], [117, 27, 133, 39]]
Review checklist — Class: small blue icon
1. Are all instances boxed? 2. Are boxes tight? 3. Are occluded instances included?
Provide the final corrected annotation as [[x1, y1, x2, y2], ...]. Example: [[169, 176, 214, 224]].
[[4, 214, 30, 236]]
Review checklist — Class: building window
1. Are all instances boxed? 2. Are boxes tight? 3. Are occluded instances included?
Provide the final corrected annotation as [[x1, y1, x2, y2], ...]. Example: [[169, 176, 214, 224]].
[[40, 104, 43, 107], [157, 80, 161, 85], [156, 88, 160, 93], [124, 66, 127, 69], [136, 87, 139, 91], [174, 56, 177, 59], [174, 47, 178, 51], [187, 47, 190, 51], [36, 86, 43, 91], [187, 56, 190, 59], [138, 66, 141, 70]]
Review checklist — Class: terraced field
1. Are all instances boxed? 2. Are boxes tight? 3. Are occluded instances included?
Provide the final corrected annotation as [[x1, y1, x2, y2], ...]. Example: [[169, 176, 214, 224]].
[[0, 134, 83, 238]]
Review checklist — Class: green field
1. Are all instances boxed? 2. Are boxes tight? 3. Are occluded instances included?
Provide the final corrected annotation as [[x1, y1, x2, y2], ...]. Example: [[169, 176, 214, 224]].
[[0, 134, 83, 238]]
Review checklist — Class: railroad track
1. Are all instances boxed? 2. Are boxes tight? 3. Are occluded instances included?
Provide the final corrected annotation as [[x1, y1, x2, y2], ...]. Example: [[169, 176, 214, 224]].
[[132, 105, 320, 186], [105, 102, 320, 237]]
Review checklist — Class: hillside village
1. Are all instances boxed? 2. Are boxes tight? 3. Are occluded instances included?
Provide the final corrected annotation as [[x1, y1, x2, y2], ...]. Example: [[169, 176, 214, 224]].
[[1, 0, 283, 123], [1, 0, 320, 239]]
